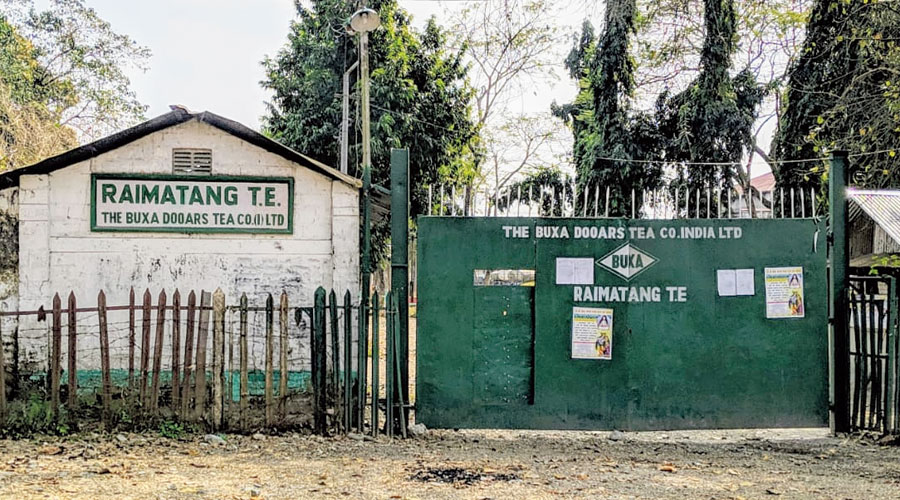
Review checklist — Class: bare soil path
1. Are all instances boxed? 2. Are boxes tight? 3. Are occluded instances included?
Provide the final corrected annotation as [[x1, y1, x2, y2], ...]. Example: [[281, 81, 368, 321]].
[[1, 428, 899, 499]]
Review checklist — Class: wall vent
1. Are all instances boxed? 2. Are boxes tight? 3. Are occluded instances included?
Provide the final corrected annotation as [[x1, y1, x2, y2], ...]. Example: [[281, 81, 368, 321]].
[[172, 148, 212, 174]]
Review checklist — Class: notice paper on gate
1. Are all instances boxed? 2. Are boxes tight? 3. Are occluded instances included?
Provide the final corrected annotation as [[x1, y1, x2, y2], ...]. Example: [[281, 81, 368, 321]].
[[764, 266, 805, 318], [571, 306, 613, 360]]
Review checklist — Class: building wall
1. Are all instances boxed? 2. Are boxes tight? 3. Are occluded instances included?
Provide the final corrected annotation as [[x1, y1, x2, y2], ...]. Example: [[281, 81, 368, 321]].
[[12, 120, 359, 372], [0, 187, 19, 393]]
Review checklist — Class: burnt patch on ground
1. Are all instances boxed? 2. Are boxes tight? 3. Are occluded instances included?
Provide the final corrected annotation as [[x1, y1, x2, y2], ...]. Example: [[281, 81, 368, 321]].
[[411, 466, 519, 485]]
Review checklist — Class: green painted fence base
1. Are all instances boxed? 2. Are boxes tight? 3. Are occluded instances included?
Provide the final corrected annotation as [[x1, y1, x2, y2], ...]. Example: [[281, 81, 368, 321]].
[[47, 370, 320, 401]]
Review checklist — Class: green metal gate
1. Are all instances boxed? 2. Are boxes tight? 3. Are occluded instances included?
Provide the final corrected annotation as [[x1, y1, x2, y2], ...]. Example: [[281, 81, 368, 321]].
[[417, 216, 828, 431], [848, 275, 899, 433], [473, 286, 534, 406]]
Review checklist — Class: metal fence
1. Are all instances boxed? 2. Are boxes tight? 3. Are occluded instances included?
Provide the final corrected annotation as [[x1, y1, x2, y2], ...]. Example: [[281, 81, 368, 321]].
[[425, 181, 818, 219], [0, 286, 408, 437], [848, 276, 900, 433]]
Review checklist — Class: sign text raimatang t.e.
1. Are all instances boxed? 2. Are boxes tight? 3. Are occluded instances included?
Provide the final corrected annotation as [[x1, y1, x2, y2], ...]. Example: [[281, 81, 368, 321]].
[[91, 174, 294, 233]]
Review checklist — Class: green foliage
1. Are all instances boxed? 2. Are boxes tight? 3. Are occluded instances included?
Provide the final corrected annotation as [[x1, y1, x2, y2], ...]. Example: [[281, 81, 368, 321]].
[[0, 392, 70, 438], [655, 0, 766, 198], [556, 1, 663, 217], [868, 255, 900, 276], [262, 0, 478, 217], [262, 0, 478, 263], [2, 0, 150, 140], [0, 15, 73, 109], [0, 14, 77, 171], [499, 167, 574, 216], [157, 420, 185, 440], [633, 0, 811, 95], [772, 0, 900, 192]]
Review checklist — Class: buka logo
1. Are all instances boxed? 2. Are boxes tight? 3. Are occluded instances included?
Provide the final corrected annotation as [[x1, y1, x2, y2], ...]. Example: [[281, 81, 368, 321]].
[[597, 243, 658, 281]]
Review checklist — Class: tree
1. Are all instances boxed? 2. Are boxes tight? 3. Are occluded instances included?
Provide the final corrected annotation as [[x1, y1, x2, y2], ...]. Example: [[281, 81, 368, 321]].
[[262, 0, 477, 216], [261, 0, 478, 259], [2, 0, 150, 141], [448, 0, 560, 206], [632, 0, 810, 98], [632, 0, 811, 191], [482, 113, 569, 211], [554, 1, 663, 217], [0, 15, 76, 171], [654, 0, 767, 213], [772, 0, 900, 192]]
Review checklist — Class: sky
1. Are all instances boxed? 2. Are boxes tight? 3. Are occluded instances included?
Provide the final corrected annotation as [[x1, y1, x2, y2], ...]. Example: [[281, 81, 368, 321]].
[[81, 0, 582, 132], [72, 0, 776, 179]]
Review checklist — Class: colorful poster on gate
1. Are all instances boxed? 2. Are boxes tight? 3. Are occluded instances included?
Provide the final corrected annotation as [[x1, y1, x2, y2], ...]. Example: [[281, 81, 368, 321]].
[[764, 266, 805, 318], [571, 307, 614, 360]]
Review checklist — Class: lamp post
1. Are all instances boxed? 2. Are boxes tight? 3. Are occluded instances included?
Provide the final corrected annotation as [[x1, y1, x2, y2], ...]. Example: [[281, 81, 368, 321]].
[[347, 6, 380, 431]]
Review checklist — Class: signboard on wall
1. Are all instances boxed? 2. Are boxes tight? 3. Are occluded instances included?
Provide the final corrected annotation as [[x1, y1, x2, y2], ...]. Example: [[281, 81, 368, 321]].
[[91, 174, 293, 234]]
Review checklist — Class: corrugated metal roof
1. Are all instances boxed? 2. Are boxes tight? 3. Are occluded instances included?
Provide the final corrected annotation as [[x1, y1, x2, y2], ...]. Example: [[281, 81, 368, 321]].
[[848, 189, 900, 247]]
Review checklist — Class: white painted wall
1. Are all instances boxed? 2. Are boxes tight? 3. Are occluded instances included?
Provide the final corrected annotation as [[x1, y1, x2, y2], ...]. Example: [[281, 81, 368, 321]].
[[10, 119, 359, 373], [0, 187, 19, 385]]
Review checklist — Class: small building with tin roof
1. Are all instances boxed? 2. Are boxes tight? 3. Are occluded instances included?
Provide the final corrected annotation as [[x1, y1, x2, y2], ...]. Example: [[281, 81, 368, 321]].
[[848, 188, 900, 272], [0, 108, 361, 371]]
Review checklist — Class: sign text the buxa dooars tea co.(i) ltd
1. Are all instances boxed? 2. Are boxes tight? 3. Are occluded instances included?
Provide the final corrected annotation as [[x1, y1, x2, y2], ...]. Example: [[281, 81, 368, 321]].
[[91, 174, 293, 234]]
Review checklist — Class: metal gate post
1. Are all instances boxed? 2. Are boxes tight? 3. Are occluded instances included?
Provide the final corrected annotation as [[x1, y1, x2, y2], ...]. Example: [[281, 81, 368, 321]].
[[313, 287, 327, 434], [888, 277, 898, 433], [390, 149, 410, 425], [829, 150, 851, 433]]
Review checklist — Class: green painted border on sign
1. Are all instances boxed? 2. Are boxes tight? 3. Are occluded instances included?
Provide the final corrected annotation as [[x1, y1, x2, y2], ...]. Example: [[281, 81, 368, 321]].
[[90, 173, 294, 234]]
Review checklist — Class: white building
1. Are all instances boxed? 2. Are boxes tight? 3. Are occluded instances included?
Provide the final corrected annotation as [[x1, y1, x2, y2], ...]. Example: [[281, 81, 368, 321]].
[[0, 108, 360, 374]]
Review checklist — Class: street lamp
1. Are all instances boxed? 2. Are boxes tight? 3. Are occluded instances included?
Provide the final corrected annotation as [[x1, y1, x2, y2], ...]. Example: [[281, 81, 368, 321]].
[[347, 6, 380, 430], [347, 7, 380, 184]]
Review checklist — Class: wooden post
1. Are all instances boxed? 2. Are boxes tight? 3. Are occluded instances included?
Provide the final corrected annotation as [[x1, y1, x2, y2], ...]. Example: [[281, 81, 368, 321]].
[[193, 291, 211, 421], [212, 288, 225, 430], [181, 291, 196, 416], [0, 313, 6, 421], [139, 289, 151, 410], [67, 291, 77, 410], [128, 287, 135, 390], [171, 290, 181, 411], [150, 290, 167, 413], [227, 305, 234, 417], [265, 293, 274, 427], [98, 291, 111, 426], [239, 293, 249, 429], [51, 293, 61, 417], [279, 292, 289, 422]]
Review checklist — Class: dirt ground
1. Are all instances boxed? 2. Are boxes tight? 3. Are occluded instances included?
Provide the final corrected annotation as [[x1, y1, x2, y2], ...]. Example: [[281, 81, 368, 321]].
[[1, 428, 899, 499]]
